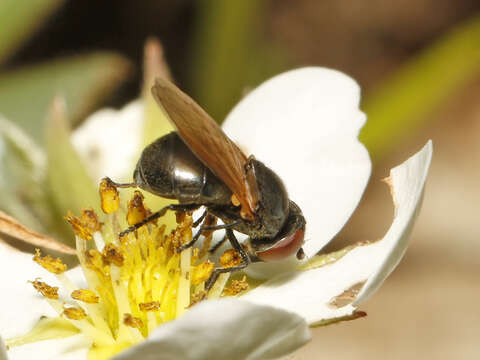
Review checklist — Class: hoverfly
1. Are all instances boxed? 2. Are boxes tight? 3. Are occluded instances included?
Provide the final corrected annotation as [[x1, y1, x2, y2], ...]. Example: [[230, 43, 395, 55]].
[[111, 77, 306, 289]]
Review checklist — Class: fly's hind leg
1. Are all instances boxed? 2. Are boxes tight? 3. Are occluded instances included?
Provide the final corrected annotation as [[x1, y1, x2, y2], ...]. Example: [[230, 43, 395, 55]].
[[205, 228, 251, 291]]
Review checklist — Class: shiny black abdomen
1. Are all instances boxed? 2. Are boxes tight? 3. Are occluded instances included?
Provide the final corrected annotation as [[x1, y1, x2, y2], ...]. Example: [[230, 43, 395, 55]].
[[133, 132, 232, 205]]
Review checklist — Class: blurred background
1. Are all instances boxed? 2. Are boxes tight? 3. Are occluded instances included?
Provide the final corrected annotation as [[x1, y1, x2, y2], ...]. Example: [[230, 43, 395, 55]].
[[0, 0, 479, 358]]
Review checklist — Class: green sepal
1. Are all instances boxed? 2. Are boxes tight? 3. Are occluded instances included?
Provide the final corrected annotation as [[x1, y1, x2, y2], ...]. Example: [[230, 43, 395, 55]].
[[0, 116, 53, 234], [45, 98, 99, 244]]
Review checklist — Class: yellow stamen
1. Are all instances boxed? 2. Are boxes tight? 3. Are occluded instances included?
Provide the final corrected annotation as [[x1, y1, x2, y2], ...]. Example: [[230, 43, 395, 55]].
[[63, 306, 87, 320], [126, 191, 150, 226], [12, 183, 255, 359], [123, 314, 143, 329], [71, 289, 100, 304], [177, 247, 191, 317], [223, 276, 249, 296], [191, 261, 214, 285], [65, 209, 103, 241], [99, 178, 120, 214], [139, 301, 161, 312], [220, 249, 242, 268], [33, 249, 67, 274], [102, 243, 125, 267], [29, 280, 59, 299], [207, 273, 230, 299]]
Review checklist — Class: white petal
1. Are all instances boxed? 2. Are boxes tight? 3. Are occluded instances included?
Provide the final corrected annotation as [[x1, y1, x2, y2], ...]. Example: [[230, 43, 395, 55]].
[[241, 256, 358, 324], [113, 299, 310, 360], [0, 243, 57, 338], [223, 67, 371, 258], [0, 244, 86, 336], [0, 245, 91, 359], [5, 335, 90, 360], [241, 142, 432, 323], [353, 140, 433, 304], [71, 100, 144, 183]]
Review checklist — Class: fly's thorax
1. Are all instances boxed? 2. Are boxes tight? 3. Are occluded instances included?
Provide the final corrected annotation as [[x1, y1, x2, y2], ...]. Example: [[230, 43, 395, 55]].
[[208, 159, 290, 240], [133, 132, 231, 205]]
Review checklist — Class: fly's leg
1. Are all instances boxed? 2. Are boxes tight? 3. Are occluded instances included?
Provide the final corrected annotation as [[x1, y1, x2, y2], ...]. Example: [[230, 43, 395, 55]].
[[205, 229, 251, 291], [209, 234, 227, 254], [193, 210, 208, 228], [176, 219, 240, 252], [119, 203, 200, 237]]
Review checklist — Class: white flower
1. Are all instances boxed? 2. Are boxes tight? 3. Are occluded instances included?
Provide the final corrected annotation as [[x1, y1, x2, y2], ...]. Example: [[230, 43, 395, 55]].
[[0, 67, 432, 360], [71, 101, 145, 184]]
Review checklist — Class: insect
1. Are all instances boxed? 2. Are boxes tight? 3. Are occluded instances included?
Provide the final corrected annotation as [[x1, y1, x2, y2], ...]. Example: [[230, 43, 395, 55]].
[[111, 77, 306, 289]]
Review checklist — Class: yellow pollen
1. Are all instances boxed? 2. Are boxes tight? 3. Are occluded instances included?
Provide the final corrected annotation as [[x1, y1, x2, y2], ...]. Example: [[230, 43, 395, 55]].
[[175, 211, 186, 224], [189, 291, 207, 307], [139, 301, 161, 312], [223, 276, 249, 296], [99, 177, 120, 214], [33, 249, 67, 274], [11, 185, 254, 358], [85, 249, 105, 270], [220, 249, 242, 268], [102, 243, 125, 267], [65, 209, 103, 241], [29, 280, 59, 299], [123, 314, 143, 329], [126, 191, 151, 226], [71, 289, 100, 304], [63, 306, 87, 320], [191, 261, 214, 285]]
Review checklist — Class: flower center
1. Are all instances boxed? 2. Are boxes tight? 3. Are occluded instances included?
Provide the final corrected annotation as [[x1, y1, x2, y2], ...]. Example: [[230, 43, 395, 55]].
[[7, 178, 249, 359]]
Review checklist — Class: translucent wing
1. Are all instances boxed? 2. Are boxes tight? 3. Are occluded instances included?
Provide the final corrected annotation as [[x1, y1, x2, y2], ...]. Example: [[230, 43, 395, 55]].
[[151, 78, 258, 219]]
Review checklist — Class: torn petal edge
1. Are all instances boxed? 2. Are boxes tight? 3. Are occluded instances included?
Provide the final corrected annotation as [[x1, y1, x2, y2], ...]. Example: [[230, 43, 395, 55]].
[[353, 140, 433, 305]]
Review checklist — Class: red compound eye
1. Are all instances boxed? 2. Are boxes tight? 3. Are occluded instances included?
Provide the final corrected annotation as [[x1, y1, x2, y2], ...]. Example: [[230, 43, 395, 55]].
[[256, 228, 305, 262]]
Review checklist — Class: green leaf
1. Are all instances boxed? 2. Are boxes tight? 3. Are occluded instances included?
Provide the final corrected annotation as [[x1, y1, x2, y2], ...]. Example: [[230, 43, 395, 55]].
[[45, 98, 99, 244], [0, 0, 64, 63], [361, 15, 480, 161], [0, 53, 130, 143]]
